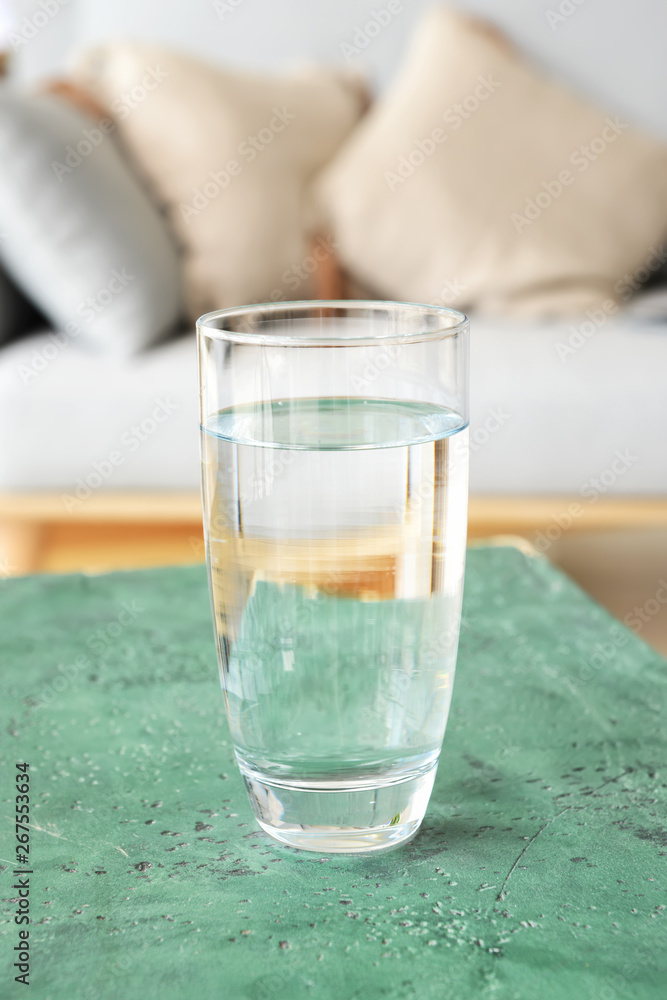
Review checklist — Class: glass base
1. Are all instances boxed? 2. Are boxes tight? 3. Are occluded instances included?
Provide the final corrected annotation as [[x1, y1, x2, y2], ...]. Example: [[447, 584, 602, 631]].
[[238, 757, 438, 854]]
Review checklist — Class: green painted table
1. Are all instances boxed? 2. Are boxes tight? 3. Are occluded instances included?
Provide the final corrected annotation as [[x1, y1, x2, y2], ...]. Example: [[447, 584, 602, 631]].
[[1, 546, 666, 1000]]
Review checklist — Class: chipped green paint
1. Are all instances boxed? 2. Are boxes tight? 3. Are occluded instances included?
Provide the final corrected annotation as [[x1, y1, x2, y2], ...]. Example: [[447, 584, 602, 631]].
[[0, 547, 665, 1000]]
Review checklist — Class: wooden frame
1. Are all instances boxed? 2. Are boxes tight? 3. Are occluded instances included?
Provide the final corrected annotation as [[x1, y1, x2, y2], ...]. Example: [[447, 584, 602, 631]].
[[466, 497, 667, 539], [1, 493, 665, 578]]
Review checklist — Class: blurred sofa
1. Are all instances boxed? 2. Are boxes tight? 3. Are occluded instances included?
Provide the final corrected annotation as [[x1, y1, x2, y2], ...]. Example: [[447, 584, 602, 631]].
[[1, 6, 666, 503], [2, 305, 667, 498]]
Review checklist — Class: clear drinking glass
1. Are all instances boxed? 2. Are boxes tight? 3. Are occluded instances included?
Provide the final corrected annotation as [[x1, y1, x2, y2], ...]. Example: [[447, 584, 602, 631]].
[[198, 301, 469, 853]]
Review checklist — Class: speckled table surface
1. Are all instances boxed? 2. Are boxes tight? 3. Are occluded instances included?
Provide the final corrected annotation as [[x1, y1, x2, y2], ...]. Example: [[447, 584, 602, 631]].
[[1, 546, 666, 1000]]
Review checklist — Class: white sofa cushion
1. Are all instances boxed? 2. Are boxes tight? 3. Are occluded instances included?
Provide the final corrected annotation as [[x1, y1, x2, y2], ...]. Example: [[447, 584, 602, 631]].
[[468, 315, 667, 494], [0, 331, 199, 493], [1, 313, 665, 495]]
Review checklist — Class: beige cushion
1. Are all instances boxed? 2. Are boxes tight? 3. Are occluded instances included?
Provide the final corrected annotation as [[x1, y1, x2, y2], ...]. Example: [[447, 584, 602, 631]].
[[316, 7, 667, 318], [73, 45, 365, 319]]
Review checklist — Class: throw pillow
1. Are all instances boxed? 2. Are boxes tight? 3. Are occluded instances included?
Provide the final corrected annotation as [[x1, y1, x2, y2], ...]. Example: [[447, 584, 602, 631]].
[[316, 7, 667, 318], [72, 44, 367, 318], [0, 89, 184, 355]]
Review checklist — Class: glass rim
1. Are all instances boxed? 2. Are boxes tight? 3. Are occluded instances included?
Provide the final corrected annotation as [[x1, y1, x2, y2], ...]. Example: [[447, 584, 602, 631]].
[[196, 299, 469, 348]]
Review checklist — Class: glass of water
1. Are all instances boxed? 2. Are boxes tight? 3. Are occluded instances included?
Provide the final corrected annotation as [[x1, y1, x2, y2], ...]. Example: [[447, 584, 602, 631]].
[[198, 301, 469, 853]]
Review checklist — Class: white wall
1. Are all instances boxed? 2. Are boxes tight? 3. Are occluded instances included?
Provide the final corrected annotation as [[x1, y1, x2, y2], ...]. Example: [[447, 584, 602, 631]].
[[6, 0, 79, 80], [9, 0, 667, 139]]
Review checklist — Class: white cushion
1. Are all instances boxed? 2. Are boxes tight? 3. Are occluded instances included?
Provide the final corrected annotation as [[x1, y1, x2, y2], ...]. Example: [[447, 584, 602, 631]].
[[0, 331, 199, 491]]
